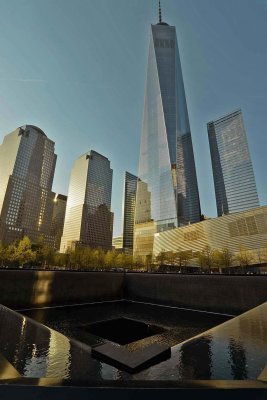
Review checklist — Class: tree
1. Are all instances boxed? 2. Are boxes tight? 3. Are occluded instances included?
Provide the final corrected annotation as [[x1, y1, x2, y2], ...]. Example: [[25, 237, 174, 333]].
[[33, 236, 56, 268], [235, 246, 254, 271], [5, 243, 17, 264], [0, 241, 6, 267], [115, 253, 126, 268], [42, 246, 55, 268], [104, 250, 116, 269], [182, 251, 193, 268], [53, 252, 68, 268], [156, 252, 167, 266], [34, 236, 45, 266], [220, 247, 234, 269], [124, 254, 133, 270], [256, 248, 264, 265], [80, 247, 93, 269], [97, 248, 105, 269], [175, 250, 192, 270], [16, 236, 36, 266], [133, 255, 144, 271], [262, 245, 267, 264], [165, 251, 176, 267], [212, 250, 223, 271], [197, 245, 214, 272]]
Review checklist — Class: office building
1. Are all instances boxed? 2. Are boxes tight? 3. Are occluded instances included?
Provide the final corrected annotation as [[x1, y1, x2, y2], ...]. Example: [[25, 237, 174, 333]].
[[134, 3, 201, 259], [208, 109, 259, 216], [154, 205, 267, 265], [0, 125, 56, 245], [122, 172, 138, 254], [112, 236, 123, 251], [51, 193, 67, 250], [60, 150, 113, 253]]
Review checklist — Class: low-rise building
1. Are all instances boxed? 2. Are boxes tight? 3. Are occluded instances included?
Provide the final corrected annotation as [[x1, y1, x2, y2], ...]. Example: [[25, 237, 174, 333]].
[[153, 206, 267, 266]]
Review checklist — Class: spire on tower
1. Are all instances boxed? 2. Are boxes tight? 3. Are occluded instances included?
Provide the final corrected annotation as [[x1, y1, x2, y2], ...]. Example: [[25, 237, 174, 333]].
[[157, 1, 168, 26], [159, 1, 162, 23]]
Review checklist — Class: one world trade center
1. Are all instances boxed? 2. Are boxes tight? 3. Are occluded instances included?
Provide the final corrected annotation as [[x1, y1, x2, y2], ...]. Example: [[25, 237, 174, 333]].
[[134, 2, 201, 259]]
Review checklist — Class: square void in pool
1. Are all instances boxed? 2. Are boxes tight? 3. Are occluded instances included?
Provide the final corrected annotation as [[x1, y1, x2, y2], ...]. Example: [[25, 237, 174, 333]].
[[81, 317, 166, 345]]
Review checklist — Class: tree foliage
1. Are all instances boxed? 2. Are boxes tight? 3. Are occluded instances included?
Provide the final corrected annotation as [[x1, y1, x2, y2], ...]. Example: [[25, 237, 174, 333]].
[[235, 246, 254, 269], [0, 236, 266, 273]]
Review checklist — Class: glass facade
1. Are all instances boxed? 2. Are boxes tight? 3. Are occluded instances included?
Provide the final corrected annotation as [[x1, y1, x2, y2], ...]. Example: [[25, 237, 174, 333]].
[[0, 125, 56, 245], [208, 110, 259, 216], [60, 150, 113, 253], [51, 193, 67, 250], [122, 172, 138, 254], [134, 20, 201, 259]]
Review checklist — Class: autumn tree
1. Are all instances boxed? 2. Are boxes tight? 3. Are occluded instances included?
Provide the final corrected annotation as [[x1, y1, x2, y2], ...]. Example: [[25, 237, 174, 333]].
[[16, 236, 36, 266], [235, 246, 254, 271], [133, 255, 144, 271], [164, 251, 176, 267], [115, 253, 126, 269], [104, 250, 116, 269], [220, 247, 234, 269], [53, 252, 68, 268], [175, 250, 192, 270], [197, 245, 215, 271], [156, 252, 167, 266], [124, 254, 133, 270], [0, 241, 6, 267]]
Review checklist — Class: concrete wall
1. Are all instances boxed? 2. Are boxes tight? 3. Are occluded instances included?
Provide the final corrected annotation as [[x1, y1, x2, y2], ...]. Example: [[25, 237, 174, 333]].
[[0, 270, 124, 308], [0, 270, 266, 314], [125, 273, 267, 314]]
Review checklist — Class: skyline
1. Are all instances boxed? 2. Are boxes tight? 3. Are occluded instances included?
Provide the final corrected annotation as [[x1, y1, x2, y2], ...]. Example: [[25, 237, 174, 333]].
[[0, 0, 267, 237]]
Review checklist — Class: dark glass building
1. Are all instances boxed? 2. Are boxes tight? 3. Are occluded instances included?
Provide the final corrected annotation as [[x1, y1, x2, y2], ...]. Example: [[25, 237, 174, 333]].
[[134, 5, 201, 259], [122, 172, 138, 254], [60, 150, 113, 252], [51, 193, 67, 250], [208, 109, 259, 216], [0, 125, 56, 245]]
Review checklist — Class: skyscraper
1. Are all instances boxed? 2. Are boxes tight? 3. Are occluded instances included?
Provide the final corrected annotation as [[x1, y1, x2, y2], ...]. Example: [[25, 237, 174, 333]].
[[207, 109, 259, 216], [60, 150, 113, 253], [51, 193, 67, 250], [0, 125, 56, 245], [122, 172, 138, 254], [134, 3, 201, 259]]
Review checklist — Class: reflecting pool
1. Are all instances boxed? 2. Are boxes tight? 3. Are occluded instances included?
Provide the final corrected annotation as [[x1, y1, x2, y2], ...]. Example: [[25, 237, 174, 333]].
[[0, 301, 266, 380]]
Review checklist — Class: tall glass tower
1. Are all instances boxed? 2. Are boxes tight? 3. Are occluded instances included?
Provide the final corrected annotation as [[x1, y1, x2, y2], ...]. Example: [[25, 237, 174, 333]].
[[208, 109, 259, 216], [122, 171, 138, 254], [134, 3, 201, 259], [60, 150, 113, 253], [0, 125, 56, 245]]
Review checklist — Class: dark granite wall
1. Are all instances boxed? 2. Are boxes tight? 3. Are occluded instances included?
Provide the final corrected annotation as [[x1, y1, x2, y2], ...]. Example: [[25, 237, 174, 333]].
[[0, 270, 266, 314], [0, 270, 124, 308], [125, 273, 267, 314]]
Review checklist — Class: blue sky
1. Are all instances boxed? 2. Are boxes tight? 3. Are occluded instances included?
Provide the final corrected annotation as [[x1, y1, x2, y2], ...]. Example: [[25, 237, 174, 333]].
[[0, 0, 266, 236]]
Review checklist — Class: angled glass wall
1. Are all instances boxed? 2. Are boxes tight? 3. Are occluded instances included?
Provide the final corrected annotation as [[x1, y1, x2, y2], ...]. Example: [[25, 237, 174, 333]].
[[208, 110, 259, 216]]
